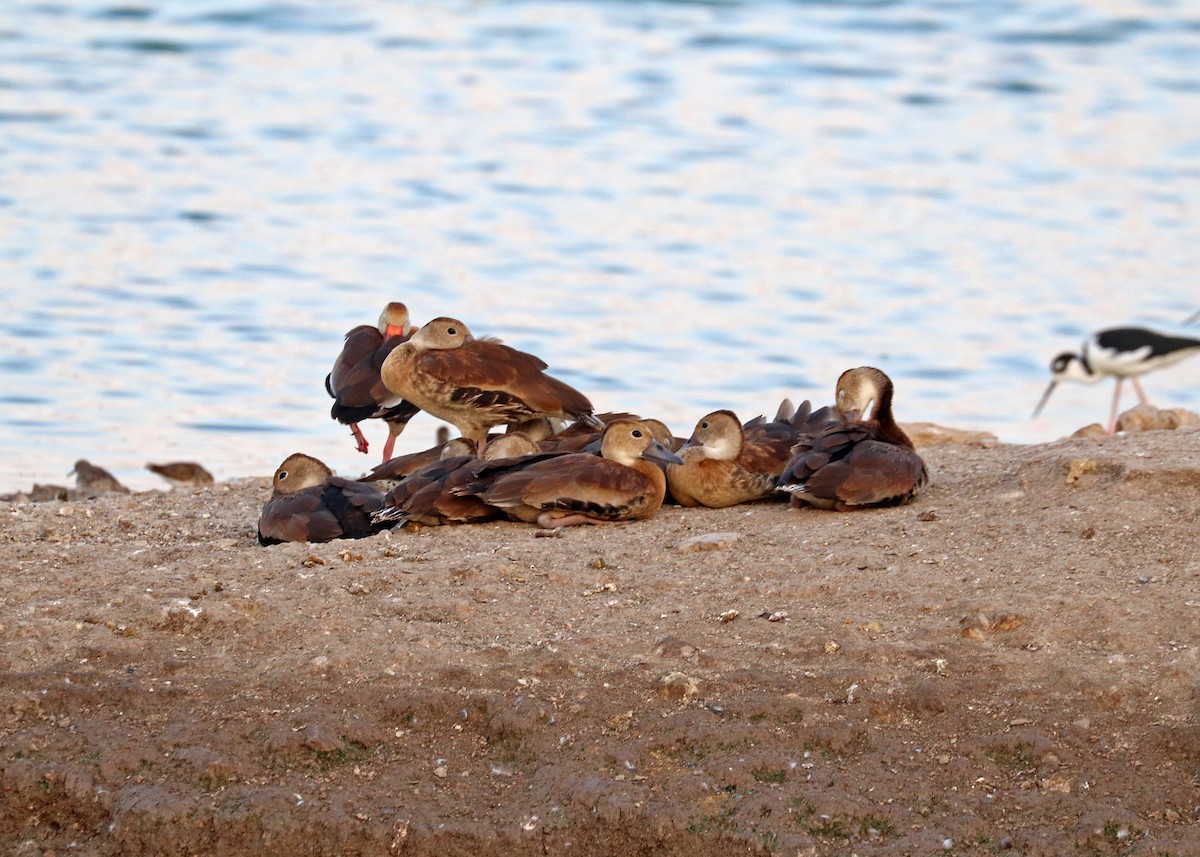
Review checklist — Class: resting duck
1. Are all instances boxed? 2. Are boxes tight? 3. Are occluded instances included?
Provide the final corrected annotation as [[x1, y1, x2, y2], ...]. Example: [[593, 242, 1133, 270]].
[[532, 412, 680, 456], [372, 434, 546, 528], [366, 418, 558, 483], [450, 420, 683, 528], [668, 400, 834, 508], [257, 453, 387, 544], [326, 302, 420, 461], [777, 367, 927, 511], [378, 317, 602, 452]]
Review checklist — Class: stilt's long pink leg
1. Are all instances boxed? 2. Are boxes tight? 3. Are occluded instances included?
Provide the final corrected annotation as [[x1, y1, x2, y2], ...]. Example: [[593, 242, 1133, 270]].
[[1131, 377, 1150, 405], [1106, 379, 1125, 435]]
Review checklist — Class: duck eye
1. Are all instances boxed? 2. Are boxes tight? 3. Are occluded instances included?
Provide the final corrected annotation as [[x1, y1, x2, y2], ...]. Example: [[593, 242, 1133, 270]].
[[447, 327, 457, 335], [631, 429, 643, 438], [277, 470, 288, 480], [700, 421, 709, 429]]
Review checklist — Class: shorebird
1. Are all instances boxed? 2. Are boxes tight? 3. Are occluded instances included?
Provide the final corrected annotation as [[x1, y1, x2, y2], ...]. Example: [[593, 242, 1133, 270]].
[[450, 420, 683, 528], [257, 453, 388, 545], [668, 400, 835, 508], [778, 367, 927, 511], [69, 460, 130, 497], [1033, 327, 1200, 434], [146, 461, 214, 489], [326, 302, 420, 461], [379, 316, 602, 452]]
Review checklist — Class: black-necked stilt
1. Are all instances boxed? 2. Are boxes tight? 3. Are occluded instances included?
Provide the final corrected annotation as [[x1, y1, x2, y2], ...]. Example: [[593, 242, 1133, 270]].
[[1033, 327, 1200, 434]]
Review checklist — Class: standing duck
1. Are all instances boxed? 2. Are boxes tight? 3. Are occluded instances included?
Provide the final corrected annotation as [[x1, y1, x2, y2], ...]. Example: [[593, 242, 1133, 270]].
[[450, 420, 683, 528], [257, 453, 388, 545], [778, 367, 927, 511], [1033, 326, 1200, 434], [326, 302, 421, 461], [668, 400, 834, 508], [379, 316, 602, 451]]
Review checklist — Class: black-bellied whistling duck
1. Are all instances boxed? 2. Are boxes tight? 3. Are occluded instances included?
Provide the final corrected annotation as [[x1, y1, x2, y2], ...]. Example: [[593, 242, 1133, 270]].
[[69, 459, 129, 497], [378, 316, 602, 452], [668, 400, 835, 508], [257, 453, 388, 545], [449, 420, 683, 528], [145, 461, 214, 489], [1033, 326, 1200, 434], [326, 302, 420, 461], [778, 367, 927, 511]]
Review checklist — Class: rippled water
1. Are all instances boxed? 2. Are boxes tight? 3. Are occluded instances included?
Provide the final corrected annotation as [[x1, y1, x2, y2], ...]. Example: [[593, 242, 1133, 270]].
[[2, 0, 1198, 493]]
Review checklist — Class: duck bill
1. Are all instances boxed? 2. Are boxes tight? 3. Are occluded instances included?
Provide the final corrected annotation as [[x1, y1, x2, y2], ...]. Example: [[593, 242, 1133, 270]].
[[1032, 380, 1058, 418], [642, 440, 685, 466]]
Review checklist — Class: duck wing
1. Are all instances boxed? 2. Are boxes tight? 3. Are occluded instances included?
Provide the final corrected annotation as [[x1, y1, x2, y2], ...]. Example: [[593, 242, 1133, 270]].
[[463, 454, 654, 520]]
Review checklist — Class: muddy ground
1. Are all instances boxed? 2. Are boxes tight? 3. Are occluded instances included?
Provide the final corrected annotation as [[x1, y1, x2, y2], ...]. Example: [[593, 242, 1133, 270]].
[[1, 424, 1198, 856]]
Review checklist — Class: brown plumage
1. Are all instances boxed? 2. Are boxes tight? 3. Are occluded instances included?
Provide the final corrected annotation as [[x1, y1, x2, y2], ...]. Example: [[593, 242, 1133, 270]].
[[366, 418, 559, 483], [530, 412, 672, 458], [450, 420, 683, 528], [668, 400, 834, 508], [372, 434, 547, 527], [146, 461, 214, 489], [326, 302, 420, 462], [378, 316, 602, 451], [257, 453, 388, 545], [365, 442, 449, 483], [69, 459, 129, 497], [778, 367, 928, 511]]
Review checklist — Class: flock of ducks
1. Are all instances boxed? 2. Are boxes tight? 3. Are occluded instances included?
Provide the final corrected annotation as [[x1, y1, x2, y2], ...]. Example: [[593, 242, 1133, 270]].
[[257, 302, 930, 544], [7, 305, 1195, 529]]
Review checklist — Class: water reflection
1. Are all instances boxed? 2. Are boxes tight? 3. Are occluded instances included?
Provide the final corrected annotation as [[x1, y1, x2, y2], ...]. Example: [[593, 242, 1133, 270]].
[[0, 0, 1197, 493]]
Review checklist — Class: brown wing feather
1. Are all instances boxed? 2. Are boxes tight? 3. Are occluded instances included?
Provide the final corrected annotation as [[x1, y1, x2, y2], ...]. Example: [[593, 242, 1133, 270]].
[[328, 326, 385, 409], [738, 423, 799, 474], [825, 442, 927, 506], [379, 455, 498, 525], [258, 489, 344, 544], [781, 421, 926, 508], [474, 454, 653, 517], [780, 423, 871, 478], [420, 341, 593, 417], [326, 476, 387, 520], [421, 340, 545, 387]]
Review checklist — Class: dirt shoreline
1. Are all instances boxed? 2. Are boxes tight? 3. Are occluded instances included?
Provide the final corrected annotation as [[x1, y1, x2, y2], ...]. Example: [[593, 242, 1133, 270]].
[[2, 426, 1199, 856]]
